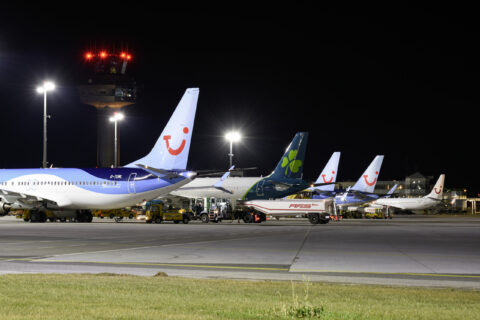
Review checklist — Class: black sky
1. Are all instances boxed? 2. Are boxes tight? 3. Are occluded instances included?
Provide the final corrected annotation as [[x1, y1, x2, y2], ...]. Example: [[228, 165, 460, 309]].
[[0, 4, 478, 195]]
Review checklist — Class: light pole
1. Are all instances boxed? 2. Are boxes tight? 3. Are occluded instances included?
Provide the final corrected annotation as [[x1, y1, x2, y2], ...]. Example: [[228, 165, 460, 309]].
[[36, 81, 55, 168], [109, 112, 124, 168], [225, 131, 241, 168]]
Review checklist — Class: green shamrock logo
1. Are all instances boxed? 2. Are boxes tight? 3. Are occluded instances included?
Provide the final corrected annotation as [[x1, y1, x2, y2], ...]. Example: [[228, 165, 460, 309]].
[[281, 149, 302, 176]]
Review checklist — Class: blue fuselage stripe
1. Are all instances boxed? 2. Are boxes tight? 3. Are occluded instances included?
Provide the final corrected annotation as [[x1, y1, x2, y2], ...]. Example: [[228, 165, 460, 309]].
[[0, 168, 188, 195]]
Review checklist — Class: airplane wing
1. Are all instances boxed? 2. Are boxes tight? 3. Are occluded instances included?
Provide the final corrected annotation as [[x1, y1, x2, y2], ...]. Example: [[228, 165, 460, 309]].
[[0, 188, 69, 209], [192, 166, 257, 177], [270, 180, 302, 188], [177, 166, 234, 194], [311, 182, 335, 187], [347, 190, 371, 200]]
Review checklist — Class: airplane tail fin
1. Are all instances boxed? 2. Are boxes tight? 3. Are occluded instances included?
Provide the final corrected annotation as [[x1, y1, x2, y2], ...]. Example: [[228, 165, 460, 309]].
[[351, 155, 384, 193], [314, 152, 341, 191], [125, 88, 199, 170], [270, 132, 308, 180], [425, 174, 445, 200]]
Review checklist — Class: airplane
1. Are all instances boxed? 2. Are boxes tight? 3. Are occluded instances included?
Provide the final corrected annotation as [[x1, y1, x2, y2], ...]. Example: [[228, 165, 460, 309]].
[[374, 174, 446, 210], [327, 155, 386, 207], [170, 132, 326, 204], [0, 88, 200, 222]]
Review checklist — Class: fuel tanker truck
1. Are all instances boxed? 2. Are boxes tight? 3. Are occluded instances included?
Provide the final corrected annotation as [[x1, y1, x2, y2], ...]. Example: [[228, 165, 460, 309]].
[[239, 199, 333, 224]]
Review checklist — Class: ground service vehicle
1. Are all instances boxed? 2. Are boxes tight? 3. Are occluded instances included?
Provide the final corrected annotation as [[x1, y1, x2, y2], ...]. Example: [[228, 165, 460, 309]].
[[144, 201, 190, 224], [92, 208, 136, 220], [364, 207, 392, 219], [239, 199, 333, 224], [15, 209, 93, 222], [190, 197, 232, 223]]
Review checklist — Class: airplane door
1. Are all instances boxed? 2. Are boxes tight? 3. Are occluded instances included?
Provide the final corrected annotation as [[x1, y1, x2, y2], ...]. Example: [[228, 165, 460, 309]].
[[256, 180, 265, 197], [128, 173, 137, 194]]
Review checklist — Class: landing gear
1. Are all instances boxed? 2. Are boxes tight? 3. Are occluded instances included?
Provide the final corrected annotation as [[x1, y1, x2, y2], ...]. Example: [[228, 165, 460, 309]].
[[76, 210, 93, 223], [30, 210, 47, 223]]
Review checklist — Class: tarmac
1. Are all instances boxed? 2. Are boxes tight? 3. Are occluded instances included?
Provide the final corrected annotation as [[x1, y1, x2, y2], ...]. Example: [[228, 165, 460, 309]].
[[1, 215, 479, 288]]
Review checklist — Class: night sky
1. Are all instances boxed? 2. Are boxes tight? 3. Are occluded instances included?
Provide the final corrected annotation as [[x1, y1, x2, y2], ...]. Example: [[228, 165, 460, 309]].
[[0, 4, 478, 195]]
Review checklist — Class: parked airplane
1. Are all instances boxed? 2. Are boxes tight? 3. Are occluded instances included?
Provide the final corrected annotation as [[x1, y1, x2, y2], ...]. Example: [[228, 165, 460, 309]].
[[0, 88, 200, 222], [327, 155, 385, 207], [374, 174, 445, 210], [170, 132, 324, 202]]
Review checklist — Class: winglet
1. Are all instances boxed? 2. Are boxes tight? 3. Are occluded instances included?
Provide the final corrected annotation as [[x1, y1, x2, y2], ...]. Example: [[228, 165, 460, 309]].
[[125, 88, 199, 170], [213, 165, 234, 188], [385, 184, 398, 198]]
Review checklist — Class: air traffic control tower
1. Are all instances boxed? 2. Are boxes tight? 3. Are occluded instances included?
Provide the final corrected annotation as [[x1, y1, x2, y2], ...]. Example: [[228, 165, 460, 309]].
[[77, 50, 137, 167]]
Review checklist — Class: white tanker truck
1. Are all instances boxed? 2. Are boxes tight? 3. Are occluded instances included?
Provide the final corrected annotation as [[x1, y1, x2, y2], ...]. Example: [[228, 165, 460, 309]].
[[239, 199, 333, 224]]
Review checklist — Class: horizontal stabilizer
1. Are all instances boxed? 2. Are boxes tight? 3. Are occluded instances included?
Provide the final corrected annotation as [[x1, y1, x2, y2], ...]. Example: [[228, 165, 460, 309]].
[[311, 182, 335, 187], [134, 164, 185, 180]]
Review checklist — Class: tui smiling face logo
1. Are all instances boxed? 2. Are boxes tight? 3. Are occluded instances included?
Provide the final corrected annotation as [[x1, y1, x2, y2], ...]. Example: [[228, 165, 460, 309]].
[[363, 171, 379, 186], [163, 127, 189, 156], [322, 171, 335, 183], [434, 186, 442, 194]]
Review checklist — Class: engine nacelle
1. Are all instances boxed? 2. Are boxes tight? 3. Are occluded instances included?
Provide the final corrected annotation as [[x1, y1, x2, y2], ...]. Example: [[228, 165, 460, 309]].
[[0, 202, 12, 216]]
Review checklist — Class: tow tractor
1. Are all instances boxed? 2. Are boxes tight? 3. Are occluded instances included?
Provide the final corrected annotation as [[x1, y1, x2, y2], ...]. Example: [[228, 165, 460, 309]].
[[92, 208, 137, 221], [143, 200, 190, 224]]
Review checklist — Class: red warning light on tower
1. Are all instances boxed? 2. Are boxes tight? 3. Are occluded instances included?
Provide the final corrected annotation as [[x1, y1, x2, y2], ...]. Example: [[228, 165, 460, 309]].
[[99, 51, 108, 59], [119, 52, 132, 60], [85, 52, 94, 60]]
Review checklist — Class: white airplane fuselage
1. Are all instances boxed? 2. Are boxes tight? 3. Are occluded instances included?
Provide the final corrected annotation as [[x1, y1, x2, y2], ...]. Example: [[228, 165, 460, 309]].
[[0, 168, 193, 211], [375, 197, 439, 210]]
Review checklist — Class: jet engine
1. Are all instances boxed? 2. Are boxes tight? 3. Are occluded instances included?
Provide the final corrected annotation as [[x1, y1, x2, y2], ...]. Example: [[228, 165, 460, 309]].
[[0, 202, 12, 216]]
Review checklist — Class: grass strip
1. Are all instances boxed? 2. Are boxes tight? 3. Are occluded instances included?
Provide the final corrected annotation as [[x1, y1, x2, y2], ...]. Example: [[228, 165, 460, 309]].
[[0, 273, 479, 319]]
